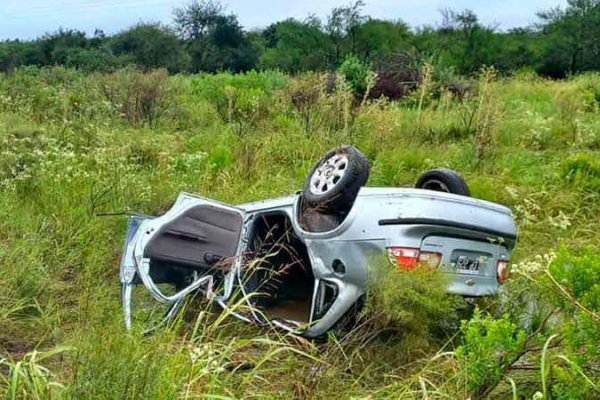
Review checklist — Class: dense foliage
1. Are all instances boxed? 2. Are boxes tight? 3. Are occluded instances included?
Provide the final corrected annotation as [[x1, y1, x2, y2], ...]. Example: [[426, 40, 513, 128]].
[[3, 0, 600, 78], [1, 65, 600, 398]]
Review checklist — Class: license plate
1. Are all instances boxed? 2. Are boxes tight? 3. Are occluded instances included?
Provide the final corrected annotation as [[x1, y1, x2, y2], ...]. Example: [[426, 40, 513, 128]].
[[455, 256, 481, 275]]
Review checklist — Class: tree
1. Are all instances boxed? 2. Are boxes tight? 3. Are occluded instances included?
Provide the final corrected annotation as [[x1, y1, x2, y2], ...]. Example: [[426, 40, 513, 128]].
[[0, 40, 46, 72], [537, 0, 600, 76], [353, 19, 411, 62], [39, 29, 88, 65], [173, 0, 257, 72], [110, 23, 189, 72], [413, 9, 499, 75], [491, 28, 543, 73], [260, 19, 332, 72], [65, 47, 125, 72], [326, 0, 367, 65]]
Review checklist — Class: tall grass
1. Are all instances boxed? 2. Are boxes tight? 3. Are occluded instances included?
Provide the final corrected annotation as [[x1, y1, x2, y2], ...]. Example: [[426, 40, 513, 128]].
[[1, 67, 600, 398]]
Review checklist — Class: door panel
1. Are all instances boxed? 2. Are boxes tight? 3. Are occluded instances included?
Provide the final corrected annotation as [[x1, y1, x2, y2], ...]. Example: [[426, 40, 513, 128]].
[[145, 204, 244, 271]]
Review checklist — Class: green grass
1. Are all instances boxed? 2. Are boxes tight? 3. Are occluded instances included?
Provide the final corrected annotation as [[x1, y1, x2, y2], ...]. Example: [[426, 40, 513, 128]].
[[1, 67, 600, 399]]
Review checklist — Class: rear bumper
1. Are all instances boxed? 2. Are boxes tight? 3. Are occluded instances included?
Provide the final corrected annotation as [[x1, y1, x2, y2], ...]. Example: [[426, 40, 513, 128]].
[[447, 274, 500, 297]]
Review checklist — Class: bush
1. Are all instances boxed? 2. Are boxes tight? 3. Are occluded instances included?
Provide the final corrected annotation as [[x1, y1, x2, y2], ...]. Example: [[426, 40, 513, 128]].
[[547, 248, 600, 333], [189, 71, 288, 129], [189, 70, 288, 102], [370, 51, 421, 100], [456, 309, 527, 397], [554, 86, 597, 116], [561, 153, 600, 192], [362, 260, 456, 347], [513, 248, 600, 399], [571, 73, 600, 106], [95, 68, 175, 127], [338, 54, 375, 99]]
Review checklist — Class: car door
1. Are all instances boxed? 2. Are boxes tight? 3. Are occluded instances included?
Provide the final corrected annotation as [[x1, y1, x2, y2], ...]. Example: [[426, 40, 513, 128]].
[[121, 193, 247, 329], [144, 200, 245, 274]]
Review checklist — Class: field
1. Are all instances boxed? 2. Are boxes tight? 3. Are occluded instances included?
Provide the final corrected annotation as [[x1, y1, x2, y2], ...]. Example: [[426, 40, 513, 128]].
[[1, 67, 600, 399]]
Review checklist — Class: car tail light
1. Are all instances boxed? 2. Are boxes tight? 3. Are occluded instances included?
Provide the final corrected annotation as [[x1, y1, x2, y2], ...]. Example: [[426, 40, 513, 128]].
[[419, 251, 443, 268], [497, 260, 508, 284], [388, 247, 442, 270]]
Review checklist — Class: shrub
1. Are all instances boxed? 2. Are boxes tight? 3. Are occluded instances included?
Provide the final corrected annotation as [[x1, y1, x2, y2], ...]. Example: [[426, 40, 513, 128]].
[[370, 51, 421, 100], [362, 260, 456, 348], [288, 73, 325, 135], [188, 71, 287, 131], [189, 70, 288, 104], [571, 73, 600, 106], [552, 85, 596, 146], [561, 152, 600, 192], [208, 144, 234, 171], [95, 68, 175, 127], [513, 248, 600, 398], [456, 309, 527, 397], [545, 249, 600, 337], [338, 54, 375, 99]]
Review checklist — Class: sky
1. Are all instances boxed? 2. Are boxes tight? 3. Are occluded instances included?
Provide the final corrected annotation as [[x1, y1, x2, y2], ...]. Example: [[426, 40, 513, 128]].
[[0, 0, 568, 40]]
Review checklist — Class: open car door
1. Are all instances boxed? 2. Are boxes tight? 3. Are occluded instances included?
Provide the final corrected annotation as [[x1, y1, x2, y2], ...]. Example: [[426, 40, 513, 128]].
[[120, 193, 246, 330]]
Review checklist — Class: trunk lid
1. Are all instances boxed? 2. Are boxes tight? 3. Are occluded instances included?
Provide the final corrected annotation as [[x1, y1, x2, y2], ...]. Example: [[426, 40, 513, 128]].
[[420, 236, 509, 277]]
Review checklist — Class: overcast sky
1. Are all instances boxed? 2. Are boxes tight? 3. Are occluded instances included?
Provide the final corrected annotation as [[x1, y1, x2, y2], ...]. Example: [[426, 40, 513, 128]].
[[0, 0, 568, 40]]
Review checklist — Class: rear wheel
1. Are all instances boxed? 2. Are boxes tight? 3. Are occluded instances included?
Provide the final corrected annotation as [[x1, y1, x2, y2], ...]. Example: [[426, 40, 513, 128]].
[[415, 168, 470, 196], [302, 145, 370, 213]]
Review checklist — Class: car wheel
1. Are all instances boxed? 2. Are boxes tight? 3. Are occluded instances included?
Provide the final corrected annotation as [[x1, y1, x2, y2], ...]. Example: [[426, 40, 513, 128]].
[[303, 145, 370, 213], [415, 168, 470, 196]]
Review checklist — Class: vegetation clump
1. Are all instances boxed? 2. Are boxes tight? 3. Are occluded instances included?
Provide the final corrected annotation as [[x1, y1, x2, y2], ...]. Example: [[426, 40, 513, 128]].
[[562, 153, 600, 192]]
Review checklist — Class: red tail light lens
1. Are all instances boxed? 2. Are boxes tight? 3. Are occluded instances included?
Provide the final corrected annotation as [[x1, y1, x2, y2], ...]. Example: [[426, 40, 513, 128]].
[[389, 247, 420, 269], [497, 260, 508, 284], [388, 247, 442, 270]]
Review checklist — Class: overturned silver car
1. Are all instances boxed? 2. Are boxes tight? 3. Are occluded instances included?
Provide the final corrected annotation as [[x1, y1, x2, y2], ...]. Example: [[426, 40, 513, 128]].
[[120, 146, 517, 337]]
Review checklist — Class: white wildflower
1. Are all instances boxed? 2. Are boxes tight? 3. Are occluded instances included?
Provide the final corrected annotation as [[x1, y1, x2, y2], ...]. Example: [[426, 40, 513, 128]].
[[548, 211, 571, 231], [512, 252, 556, 276]]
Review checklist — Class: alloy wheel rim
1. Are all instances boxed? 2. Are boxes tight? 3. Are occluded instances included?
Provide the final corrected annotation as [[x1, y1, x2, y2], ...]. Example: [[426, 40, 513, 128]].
[[309, 154, 349, 195]]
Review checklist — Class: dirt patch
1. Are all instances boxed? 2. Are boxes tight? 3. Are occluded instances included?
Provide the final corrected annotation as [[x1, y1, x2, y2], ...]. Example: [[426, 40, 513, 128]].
[[0, 336, 35, 360]]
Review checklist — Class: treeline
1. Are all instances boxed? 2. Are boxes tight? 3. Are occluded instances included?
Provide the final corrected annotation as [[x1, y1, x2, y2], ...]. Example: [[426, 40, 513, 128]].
[[1, 0, 600, 78]]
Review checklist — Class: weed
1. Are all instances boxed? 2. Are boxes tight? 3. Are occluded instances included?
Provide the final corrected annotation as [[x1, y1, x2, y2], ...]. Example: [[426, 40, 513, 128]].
[[562, 152, 600, 192], [0, 348, 70, 400], [474, 66, 501, 168]]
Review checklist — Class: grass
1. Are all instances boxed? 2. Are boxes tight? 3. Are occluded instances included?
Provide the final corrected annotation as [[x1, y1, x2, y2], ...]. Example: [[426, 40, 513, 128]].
[[1, 66, 600, 398]]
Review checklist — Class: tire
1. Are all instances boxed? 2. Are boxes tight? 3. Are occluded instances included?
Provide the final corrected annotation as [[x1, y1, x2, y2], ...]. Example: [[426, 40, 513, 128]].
[[303, 145, 370, 213], [415, 168, 470, 196]]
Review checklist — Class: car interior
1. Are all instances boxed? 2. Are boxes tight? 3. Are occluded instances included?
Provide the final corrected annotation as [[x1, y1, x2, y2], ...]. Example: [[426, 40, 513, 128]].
[[243, 212, 315, 324], [141, 197, 349, 325], [297, 196, 349, 233]]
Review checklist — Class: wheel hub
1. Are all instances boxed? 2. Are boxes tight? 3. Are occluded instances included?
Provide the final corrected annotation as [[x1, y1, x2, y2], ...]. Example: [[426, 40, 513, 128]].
[[309, 154, 349, 195]]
